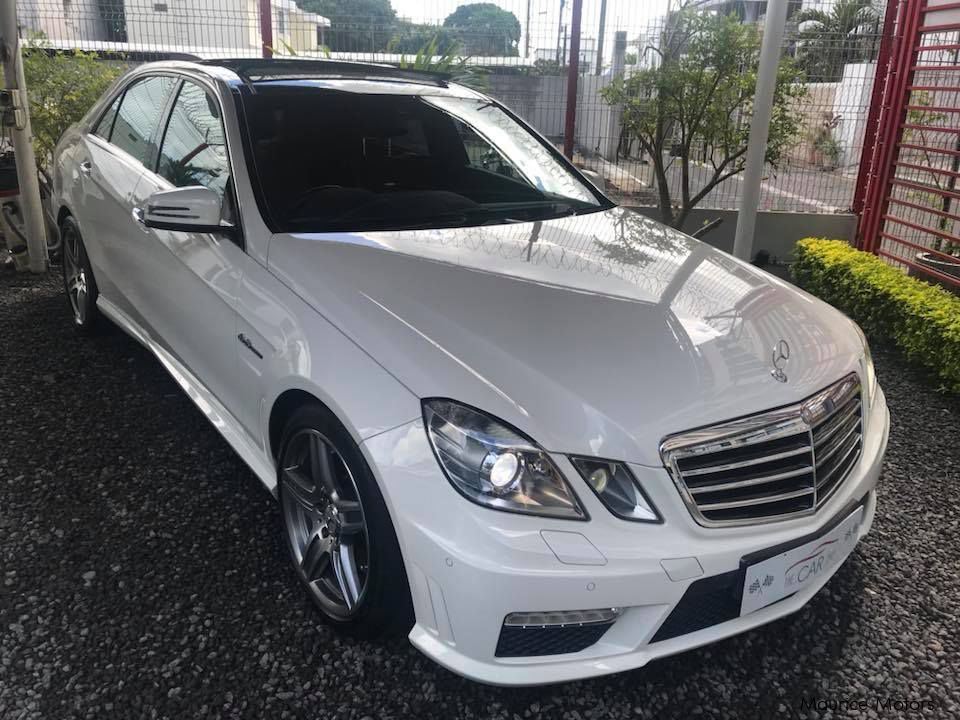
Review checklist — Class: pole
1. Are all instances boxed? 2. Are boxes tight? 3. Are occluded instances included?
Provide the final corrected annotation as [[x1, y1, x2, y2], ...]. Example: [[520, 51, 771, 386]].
[[595, 0, 607, 75], [731, 0, 789, 262], [0, 1, 47, 273], [524, 0, 531, 58], [259, 0, 273, 59], [556, 0, 565, 64], [563, 0, 583, 160]]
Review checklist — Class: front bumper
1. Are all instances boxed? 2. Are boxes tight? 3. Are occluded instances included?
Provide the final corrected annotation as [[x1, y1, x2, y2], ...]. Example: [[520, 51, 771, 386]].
[[362, 387, 889, 686]]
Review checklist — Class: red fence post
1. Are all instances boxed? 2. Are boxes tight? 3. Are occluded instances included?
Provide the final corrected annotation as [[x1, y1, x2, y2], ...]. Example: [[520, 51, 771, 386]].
[[563, 0, 584, 160], [859, 0, 923, 254], [259, 0, 273, 59], [852, 0, 900, 219]]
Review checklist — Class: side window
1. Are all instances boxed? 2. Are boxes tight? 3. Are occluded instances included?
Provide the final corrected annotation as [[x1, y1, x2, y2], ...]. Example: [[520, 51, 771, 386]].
[[111, 76, 177, 166], [157, 81, 230, 201], [93, 94, 121, 140]]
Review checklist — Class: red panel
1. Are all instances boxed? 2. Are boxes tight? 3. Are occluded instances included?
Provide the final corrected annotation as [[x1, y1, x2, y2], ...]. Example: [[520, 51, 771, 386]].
[[889, 196, 960, 223], [877, 248, 960, 288], [896, 161, 960, 178], [891, 177, 960, 200], [921, 0, 960, 10], [882, 216, 960, 255], [854, 0, 906, 220], [860, 0, 924, 254], [899, 142, 960, 157]]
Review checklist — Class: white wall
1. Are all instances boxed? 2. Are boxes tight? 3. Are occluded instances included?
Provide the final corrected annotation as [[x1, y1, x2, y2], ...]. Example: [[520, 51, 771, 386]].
[[124, 0, 255, 50], [18, 0, 108, 42], [833, 62, 876, 169]]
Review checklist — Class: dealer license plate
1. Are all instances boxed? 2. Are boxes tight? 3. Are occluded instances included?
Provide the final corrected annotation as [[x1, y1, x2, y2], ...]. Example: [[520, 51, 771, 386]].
[[740, 507, 864, 616]]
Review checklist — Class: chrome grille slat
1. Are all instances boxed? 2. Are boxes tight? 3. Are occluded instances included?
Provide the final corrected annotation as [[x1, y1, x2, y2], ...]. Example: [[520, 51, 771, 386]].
[[688, 466, 812, 495], [660, 374, 863, 527], [816, 438, 862, 493], [680, 445, 811, 476], [813, 399, 861, 446], [815, 418, 861, 466], [697, 487, 815, 512]]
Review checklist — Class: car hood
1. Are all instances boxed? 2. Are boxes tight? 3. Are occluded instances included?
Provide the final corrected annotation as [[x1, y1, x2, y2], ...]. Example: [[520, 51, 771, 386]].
[[267, 207, 864, 466]]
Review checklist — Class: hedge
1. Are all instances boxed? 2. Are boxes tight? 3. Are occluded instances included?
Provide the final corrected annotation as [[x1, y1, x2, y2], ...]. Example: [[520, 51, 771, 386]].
[[791, 238, 960, 393]]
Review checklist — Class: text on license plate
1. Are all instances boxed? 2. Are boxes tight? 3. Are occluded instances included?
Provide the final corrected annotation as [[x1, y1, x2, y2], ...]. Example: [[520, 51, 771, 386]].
[[740, 507, 864, 616]]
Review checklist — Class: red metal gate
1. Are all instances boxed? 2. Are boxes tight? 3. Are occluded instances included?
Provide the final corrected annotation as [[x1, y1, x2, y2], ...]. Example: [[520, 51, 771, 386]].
[[856, 0, 960, 289]]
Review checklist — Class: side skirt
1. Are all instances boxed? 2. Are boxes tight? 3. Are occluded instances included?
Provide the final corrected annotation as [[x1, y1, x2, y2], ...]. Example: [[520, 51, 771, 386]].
[[97, 296, 279, 496]]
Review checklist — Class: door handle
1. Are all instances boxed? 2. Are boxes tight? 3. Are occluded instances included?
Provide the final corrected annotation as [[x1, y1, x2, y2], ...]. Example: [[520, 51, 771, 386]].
[[79, 160, 92, 176]]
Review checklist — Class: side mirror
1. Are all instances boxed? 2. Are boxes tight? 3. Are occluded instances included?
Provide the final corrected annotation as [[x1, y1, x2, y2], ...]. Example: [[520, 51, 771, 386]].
[[135, 186, 231, 235]]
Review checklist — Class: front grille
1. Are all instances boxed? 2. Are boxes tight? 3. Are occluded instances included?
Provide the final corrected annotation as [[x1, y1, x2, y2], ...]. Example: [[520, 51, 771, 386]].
[[661, 374, 862, 527]]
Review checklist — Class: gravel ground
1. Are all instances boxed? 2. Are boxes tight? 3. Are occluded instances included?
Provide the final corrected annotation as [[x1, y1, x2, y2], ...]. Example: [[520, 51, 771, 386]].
[[1, 270, 958, 720]]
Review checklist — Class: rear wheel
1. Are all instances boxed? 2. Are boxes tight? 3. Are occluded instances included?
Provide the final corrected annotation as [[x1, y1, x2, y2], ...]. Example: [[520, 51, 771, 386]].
[[277, 404, 413, 637], [60, 216, 98, 332]]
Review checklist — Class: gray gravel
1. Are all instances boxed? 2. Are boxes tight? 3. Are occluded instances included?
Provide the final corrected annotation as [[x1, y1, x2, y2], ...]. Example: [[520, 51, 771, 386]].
[[1, 270, 958, 720]]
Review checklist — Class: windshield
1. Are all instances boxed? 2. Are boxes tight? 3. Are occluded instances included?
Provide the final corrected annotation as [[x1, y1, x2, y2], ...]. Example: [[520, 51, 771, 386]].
[[239, 82, 609, 232]]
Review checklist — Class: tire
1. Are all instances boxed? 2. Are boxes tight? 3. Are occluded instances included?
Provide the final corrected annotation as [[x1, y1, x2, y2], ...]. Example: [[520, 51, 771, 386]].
[[60, 216, 99, 333], [277, 403, 414, 638]]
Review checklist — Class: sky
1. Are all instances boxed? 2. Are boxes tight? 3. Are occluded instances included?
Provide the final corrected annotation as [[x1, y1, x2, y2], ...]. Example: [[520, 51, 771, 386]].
[[388, 0, 672, 57]]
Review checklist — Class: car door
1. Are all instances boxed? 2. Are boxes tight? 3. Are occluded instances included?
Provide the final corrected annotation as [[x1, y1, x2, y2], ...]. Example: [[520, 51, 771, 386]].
[[128, 77, 245, 419], [77, 75, 179, 324]]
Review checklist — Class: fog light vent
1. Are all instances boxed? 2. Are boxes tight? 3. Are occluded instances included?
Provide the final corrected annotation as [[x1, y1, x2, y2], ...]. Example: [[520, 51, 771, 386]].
[[503, 607, 621, 627], [495, 608, 621, 657]]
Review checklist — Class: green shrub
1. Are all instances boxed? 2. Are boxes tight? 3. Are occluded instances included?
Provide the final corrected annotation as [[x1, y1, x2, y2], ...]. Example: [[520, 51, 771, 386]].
[[20, 37, 125, 170], [791, 238, 960, 393]]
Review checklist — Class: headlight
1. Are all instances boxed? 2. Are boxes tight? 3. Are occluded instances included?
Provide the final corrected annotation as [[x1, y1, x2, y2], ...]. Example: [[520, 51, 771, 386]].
[[853, 324, 877, 406], [422, 399, 587, 519], [570, 458, 661, 523]]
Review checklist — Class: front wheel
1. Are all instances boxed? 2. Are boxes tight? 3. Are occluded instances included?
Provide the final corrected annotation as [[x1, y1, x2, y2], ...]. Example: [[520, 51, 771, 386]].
[[277, 404, 413, 638], [60, 216, 99, 332]]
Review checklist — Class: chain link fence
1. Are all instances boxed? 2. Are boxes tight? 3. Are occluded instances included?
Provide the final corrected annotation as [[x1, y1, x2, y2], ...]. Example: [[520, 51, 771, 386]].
[[16, 0, 887, 221]]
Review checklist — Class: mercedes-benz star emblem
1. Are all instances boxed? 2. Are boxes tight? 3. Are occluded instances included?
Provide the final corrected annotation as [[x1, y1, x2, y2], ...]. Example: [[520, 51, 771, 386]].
[[770, 339, 790, 383]]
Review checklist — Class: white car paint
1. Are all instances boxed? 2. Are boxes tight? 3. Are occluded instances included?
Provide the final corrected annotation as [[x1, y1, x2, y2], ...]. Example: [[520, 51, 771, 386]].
[[53, 60, 889, 686]]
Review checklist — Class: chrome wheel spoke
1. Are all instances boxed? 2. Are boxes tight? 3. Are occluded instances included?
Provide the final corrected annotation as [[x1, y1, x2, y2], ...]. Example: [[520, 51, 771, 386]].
[[309, 434, 338, 498], [300, 532, 331, 582], [332, 543, 360, 610], [283, 465, 317, 510]]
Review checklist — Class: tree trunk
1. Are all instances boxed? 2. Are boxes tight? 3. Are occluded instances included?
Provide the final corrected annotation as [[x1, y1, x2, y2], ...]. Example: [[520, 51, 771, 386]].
[[652, 157, 673, 227]]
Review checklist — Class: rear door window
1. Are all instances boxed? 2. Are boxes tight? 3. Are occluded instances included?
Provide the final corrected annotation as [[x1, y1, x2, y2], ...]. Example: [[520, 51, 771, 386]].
[[111, 76, 177, 167], [93, 94, 122, 140]]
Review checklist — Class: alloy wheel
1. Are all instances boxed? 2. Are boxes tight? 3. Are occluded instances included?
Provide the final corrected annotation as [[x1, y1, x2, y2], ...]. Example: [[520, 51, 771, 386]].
[[280, 429, 371, 619], [62, 227, 88, 325]]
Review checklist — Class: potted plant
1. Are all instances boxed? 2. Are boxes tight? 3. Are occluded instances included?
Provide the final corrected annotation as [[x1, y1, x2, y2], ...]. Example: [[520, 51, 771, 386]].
[[912, 238, 960, 296]]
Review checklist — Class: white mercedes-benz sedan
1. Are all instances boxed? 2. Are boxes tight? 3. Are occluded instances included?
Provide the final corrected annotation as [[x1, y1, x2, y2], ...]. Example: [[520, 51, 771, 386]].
[[52, 59, 889, 685]]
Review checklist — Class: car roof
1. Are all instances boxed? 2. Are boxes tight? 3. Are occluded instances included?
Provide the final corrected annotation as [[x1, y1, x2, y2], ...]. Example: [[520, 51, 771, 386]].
[[140, 58, 468, 91]]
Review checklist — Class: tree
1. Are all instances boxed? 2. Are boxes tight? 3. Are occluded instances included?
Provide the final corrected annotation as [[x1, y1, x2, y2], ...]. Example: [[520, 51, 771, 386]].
[[601, 6, 806, 229], [389, 21, 457, 55], [296, 0, 396, 52], [442, 3, 520, 57], [794, 0, 881, 82]]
